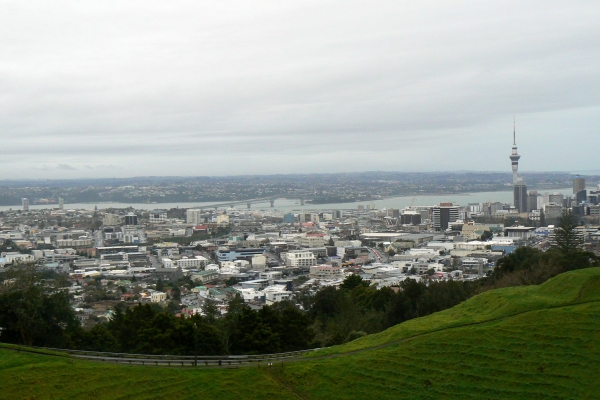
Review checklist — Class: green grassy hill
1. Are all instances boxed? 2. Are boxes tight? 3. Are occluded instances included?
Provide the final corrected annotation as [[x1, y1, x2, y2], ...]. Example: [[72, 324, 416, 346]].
[[2, 268, 600, 399]]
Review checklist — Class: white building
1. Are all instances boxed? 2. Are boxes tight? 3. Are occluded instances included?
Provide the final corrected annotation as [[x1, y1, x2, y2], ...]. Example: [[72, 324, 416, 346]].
[[299, 236, 326, 248], [174, 256, 208, 269], [265, 289, 292, 305], [149, 210, 168, 224], [285, 250, 317, 267], [186, 209, 203, 225], [103, 213, 121, 226], [161, 257, 174, 268], [251, 254, 267, 271], [151, 291, 167, 302], [56, 238, 94, 248], [309, 265, 344, 279], [0, 252, 35, 267], [505, 226, 536, 239]]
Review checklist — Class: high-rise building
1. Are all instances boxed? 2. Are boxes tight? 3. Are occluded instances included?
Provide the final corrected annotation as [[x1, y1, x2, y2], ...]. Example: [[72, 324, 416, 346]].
[[22, 198, 29, 212], [125, 213, 138, 225], [573, 175, 587, 204], [58, 197, 64, 210], [575, 190, 587, 204], [573, 175, 585, 194], [432, 203, 459, 231], [186, 209, 203, 225], [548, 192, 564, 205], [514, 182, 528, 213], [400, 211, 422, 225], [103, 213, 121, 226], [528, 191, 539, 211]]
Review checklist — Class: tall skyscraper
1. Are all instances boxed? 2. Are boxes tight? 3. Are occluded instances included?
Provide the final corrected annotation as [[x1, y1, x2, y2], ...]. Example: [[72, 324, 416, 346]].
[[573, 175, 585, 194], [58, 197, 64, 210], [514, 182, 528, 213], [573, 175, 586, 203], [528, 190, 539, 211], [22, 198, 29, 212]]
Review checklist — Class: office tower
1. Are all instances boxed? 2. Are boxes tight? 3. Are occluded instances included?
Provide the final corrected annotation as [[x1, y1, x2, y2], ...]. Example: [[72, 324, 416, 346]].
[[58, 197, 64, 210], [573, 175, 585, 194], [433, 203, 459, 231], [125, 213, 138, 225], [528, 191, 539, 211], [573, 175, 586, 204], [548, 192, 564, 205], [186, 209, 203, 225], [514, 182, 528, 213], [22, 198, 29, 212]]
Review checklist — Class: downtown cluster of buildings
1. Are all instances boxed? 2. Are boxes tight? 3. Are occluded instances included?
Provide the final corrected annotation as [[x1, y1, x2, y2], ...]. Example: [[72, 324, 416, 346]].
[[509, 126, 600, 219]]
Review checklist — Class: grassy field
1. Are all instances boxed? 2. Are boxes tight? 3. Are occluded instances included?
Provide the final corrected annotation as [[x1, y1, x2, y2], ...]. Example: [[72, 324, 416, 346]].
[[1, 268, 599, 399]]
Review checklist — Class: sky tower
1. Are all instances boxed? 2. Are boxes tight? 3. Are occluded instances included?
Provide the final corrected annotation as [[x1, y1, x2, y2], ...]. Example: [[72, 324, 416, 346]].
[[510, 118, 520, 184], [511, 118, 527, 213]]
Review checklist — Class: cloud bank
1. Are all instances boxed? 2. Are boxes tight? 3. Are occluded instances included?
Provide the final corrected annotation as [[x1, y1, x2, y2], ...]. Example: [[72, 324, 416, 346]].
[[1, 1, 599, 178]]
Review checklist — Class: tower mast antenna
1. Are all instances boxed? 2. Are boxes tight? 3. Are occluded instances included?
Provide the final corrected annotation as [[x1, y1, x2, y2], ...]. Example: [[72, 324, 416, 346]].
[[513, 115, 516, 145]]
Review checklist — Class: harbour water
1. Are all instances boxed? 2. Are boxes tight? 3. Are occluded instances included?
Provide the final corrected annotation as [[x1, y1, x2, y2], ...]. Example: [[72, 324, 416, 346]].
[[1, 187, 574, 212]]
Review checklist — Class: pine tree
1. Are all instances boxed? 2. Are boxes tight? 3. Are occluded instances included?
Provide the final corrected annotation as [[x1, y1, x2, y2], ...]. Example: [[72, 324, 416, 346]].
[[551, 210, 584, 254]]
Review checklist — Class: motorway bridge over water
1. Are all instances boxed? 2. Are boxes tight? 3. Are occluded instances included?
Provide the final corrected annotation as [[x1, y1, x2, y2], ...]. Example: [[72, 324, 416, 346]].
[[197, 196, 311, 209]]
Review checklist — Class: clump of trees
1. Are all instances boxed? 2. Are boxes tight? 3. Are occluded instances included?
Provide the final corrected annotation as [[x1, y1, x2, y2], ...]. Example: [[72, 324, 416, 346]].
[[489, 210, 597, 287], [305, 276, 474, 347], [0, 264, 80, 347], [79, 298, 314, 355]]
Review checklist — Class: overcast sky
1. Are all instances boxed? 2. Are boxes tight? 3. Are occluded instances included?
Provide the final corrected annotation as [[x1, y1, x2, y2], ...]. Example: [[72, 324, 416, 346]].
[[1, 1, 599, 179]]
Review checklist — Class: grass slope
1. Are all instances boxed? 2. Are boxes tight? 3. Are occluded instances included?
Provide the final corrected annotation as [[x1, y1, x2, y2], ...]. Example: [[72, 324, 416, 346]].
[[305, 267, 600, 357], [1, 268, 599, 399]]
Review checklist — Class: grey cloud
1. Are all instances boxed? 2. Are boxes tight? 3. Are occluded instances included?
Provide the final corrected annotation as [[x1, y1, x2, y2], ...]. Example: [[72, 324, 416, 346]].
[[1, 1, 599, 178], [57, 164, 77, 171]]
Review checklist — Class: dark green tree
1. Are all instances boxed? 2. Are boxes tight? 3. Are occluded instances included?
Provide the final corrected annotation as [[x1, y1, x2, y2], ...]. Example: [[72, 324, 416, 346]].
[[480, 230, 493, 241], [0, 263, 80, 347], [170, 286, 181, 301], [551, 210, 584, 254], [339, 274, 369, 291], [492, 246, 544, 279], [224, 277, 240, 287]]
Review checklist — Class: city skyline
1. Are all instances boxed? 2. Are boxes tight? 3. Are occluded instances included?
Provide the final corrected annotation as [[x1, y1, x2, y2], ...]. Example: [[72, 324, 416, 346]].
[[1, 1, 599, 179]]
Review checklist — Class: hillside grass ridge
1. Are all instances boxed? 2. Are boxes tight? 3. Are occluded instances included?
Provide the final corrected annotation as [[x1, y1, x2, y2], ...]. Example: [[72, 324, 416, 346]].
[[1, 267, 599, 399], [305, 267, 600, 357]]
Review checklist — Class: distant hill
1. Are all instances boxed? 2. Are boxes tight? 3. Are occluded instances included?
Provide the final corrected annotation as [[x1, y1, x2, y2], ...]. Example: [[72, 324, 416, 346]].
[[1, 268, 599, 399]]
